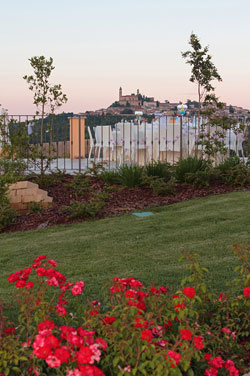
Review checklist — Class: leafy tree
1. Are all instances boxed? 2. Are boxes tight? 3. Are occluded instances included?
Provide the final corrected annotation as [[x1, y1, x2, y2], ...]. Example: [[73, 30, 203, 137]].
[[182, 33, 222, 124], [23, 56, 67, 173]]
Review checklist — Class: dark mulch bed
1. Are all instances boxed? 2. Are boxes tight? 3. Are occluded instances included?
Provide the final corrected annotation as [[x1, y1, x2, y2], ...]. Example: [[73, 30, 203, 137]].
[[3, 174, 250, 234]]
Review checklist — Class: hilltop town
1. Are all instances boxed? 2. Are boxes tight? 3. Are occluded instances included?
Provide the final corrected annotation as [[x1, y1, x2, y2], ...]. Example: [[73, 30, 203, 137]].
[[82, 87, 249, 121]]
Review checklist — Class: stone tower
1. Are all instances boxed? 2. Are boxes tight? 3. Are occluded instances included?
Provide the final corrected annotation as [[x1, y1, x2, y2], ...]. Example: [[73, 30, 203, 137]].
[[119, 87, 122, 101]]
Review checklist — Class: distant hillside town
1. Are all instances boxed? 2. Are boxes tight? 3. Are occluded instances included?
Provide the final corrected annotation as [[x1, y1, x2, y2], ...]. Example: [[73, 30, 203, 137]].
[[81, 87, 250, 121]]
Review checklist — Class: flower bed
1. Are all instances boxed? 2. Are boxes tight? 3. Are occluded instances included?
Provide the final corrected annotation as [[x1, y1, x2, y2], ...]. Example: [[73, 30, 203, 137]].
[[0, 244, 249, 375]]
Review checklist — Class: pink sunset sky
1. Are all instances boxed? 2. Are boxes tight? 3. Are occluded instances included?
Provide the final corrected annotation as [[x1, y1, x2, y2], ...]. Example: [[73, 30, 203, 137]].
[[1, 0, 249, 114]]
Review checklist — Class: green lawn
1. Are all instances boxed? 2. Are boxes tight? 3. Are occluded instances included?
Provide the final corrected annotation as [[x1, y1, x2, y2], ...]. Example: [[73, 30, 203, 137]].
[[1, 190, 250, 303]]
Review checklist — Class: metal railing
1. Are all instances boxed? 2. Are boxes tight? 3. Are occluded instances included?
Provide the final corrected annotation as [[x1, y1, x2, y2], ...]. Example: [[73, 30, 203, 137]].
[[0, 114, 248, 173]]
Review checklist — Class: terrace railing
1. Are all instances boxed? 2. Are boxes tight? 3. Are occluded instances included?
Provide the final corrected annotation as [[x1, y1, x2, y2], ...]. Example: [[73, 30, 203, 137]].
[[0, 114, 248, 173]]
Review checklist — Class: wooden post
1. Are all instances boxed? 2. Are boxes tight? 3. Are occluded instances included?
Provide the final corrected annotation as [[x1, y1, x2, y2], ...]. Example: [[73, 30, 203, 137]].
[[69, 117, 85, 159]]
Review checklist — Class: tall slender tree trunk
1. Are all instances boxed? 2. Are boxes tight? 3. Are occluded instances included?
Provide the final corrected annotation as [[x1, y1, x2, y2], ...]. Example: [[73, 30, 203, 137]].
[[40, 103, 45, 174]]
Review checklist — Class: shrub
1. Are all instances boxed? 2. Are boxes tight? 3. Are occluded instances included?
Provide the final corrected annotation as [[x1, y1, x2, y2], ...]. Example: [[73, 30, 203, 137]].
[[70, 173, 91, 197], [2, 244, 250, 375], [143, 175, 176, 195], [62, 193, 107, 219], [216, 158, 250, 186], [35, 169, 66, 188], [101, 170, 121, 185], [0, 177, 16, 232], [175, 157, 211, 183], [144, 161, 173, 180], [27, 200, 45, 215], [118, 165, 144, 188]]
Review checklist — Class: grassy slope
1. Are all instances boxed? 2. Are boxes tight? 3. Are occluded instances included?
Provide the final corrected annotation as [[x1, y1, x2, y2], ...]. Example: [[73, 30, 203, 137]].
[[0, 190, 250, 302]]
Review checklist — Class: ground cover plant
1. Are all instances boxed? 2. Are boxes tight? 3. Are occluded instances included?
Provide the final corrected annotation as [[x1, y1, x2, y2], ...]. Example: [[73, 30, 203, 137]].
[[0, 244, 249, 375], [1, 158, 250, 234]]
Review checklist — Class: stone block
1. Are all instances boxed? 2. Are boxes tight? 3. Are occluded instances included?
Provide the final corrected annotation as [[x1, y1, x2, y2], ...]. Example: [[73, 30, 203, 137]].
[[7, 190, 17, 199], [19, 188, 38, 197], [9, 181, 38, 190], [10, 195, 23, 204]]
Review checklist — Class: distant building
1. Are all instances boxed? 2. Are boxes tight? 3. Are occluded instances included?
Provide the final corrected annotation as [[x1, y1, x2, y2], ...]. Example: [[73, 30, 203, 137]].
[[118, 87, 142, 107]]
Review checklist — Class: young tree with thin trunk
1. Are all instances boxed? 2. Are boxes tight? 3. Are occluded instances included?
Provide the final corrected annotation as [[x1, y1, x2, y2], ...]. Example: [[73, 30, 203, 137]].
[[182, 33, 222, 127], [23, 56, 67, 173]]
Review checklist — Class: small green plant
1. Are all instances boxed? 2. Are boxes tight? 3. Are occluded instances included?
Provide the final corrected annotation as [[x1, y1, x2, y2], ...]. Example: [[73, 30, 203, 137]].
[[85, 161, 106, 177], [100, 170, 120, 185], [175, 156, 211, 183], [35, 169, 66, 188], [27, 201, 45, 215], [118, 164, 144, 188], [0, 177, 16, 232], [215, 157, 250, 186], [70, 173, 91, 197], [143, 175, 176, 195], [62, 193, 107, 219], [144, 161, 173, 180], [184, 168, 216, 187]]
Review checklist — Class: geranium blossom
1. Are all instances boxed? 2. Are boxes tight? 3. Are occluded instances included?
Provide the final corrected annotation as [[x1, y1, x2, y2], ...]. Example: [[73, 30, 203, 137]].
[[183, 286, 195, 298], [180, 328, 192, 340]]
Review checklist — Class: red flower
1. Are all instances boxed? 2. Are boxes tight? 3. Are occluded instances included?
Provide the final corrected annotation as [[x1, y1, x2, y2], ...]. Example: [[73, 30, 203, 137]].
[[48, 259, 58, 267], [78, 365, 106, 376], [56, 305, 67, 317], [204, 353, 212, 361], [243, 286, 250, 298], [102, 316, 117, 325], [38, 320, 55, 333], [5, 328, 16, 336], [194, 335, 204, 350], [134, 317, 148, 329], [16, 280, 26, 288], [141, 330, 153, 342], [26, 281, 34, 289], [36, 267, 47, 276], [174, 303, 185, 312], [55, 348, 70, 363], [165, 350, 181, 367], [77, 346, 93, 364], [96, 338, 107, 351], [183, 286, 195, 298], [208, 356, 224, 369], [35, 345, 52, 360], [180, 328, 192, 340], [34, 255, 47, 262], [204, 368, 218, 376]]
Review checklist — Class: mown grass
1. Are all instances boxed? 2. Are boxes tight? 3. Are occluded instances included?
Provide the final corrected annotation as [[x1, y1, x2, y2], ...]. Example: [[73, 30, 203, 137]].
[[0, 190, 250, 304]]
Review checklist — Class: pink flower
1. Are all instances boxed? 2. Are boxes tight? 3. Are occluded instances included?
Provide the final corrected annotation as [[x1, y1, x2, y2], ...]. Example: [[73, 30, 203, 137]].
[[48, 259, 58, 267], [67, 370, 82, 376], [96, 338, 108, 351], [48, 277, 59, 287], [71, 281, 85, 295], [124, 365, 131, 372], [204, 368, 218, 376], [46, 355, 62, 368]]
